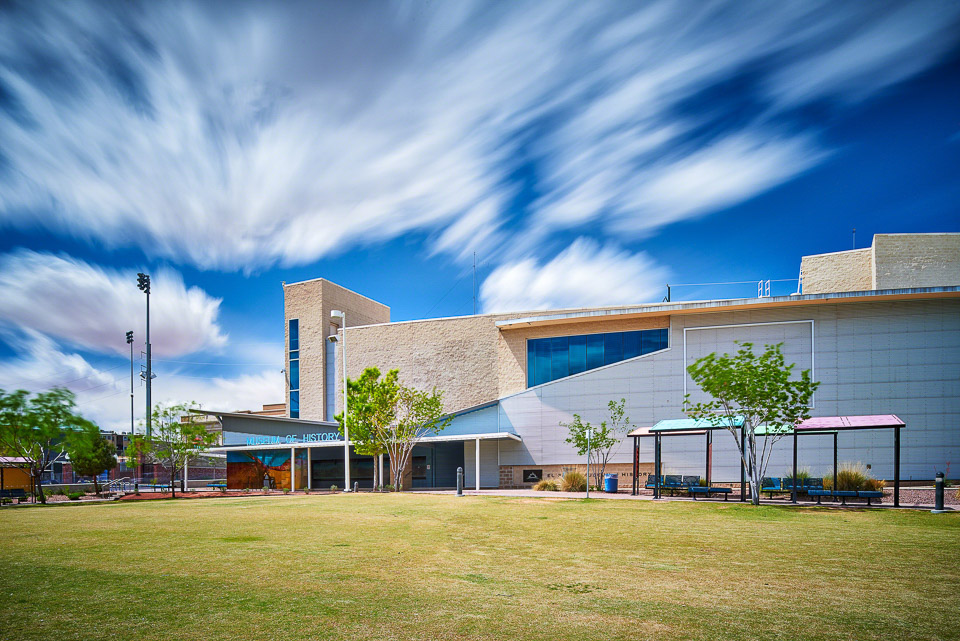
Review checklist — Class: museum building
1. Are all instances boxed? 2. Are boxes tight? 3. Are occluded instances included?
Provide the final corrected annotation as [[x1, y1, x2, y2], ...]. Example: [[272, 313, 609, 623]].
[[207, 233, 960, 491]]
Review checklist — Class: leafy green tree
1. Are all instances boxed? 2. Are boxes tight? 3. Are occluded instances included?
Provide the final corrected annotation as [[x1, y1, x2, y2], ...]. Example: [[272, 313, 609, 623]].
[[384, 384, 451, 491], [0, 388, 96, 504], [335, 367, 399, 491], [685, 342, 819, 505], [562, 398, 634, 489], [66, 424, 118, 496], [126, 402, 218, 498]]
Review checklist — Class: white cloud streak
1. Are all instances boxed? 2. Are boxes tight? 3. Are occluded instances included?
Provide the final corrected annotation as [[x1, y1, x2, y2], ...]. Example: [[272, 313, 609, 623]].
[[0, 329, 283, 433], [0, 250, 227, 357], [0, 2, 957, 271], [479, 238, 669, 313]]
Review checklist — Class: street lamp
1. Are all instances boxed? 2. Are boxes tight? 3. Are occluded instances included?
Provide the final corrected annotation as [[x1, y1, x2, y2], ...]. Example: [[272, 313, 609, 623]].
[[330, 309, 349, 492], [137, 272, 152, 437]]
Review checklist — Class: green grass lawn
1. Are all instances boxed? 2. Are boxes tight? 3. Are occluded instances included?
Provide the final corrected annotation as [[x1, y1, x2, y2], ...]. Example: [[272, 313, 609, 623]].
[[1, 494, 958, 641]]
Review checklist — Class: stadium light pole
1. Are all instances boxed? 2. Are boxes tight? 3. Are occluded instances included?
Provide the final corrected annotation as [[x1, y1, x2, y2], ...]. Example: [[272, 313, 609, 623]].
[[126, 331, 134, 434], [137, 273, 152, 437], [331, 310, 350, 492]]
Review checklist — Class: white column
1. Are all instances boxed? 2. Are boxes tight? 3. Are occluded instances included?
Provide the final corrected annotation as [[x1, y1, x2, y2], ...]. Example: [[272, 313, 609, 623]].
[[291, 447, 296, 491], [379, 455, 384, 491], [184, 456, 188, 492], [475, 438, 481, 491], [307, 447, 312, 490]]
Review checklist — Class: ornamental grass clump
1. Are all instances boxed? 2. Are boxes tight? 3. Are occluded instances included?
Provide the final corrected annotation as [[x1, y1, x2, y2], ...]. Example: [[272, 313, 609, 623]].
[[824, 462, 882, 491], [533, 479, 559, 491], [560, 471, 587, 492]]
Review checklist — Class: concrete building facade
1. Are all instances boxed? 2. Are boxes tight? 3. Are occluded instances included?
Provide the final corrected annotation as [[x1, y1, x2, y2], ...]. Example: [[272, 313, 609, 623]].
[[210, 233, 960, 491]]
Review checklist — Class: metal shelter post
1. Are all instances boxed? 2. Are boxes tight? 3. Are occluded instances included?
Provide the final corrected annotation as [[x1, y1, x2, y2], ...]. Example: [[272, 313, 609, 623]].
[[833, 432, 838, 501], [792, 429, 798, 503], [632, 436, 639, 496], [894, 426, 901, 507], [654, 433, 661, 500], [705, 430, 713, 487]]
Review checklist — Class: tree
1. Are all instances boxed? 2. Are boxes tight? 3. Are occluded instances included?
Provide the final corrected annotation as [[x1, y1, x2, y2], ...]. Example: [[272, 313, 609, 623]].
[[126, 402, 218, 498], [383, 384, 451, 491], [66, 424, 117, 496], [0, 388, 96, 504], [562, 399, 634, 489], [335, 367, 399, 491], [684, 342, 819, 506]]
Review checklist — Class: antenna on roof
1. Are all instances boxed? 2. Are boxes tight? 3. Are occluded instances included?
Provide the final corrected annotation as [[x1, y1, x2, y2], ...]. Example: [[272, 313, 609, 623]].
[[663, 284, 670, 302], [473, 252, 477, 315], [852, 228, 856, 250]]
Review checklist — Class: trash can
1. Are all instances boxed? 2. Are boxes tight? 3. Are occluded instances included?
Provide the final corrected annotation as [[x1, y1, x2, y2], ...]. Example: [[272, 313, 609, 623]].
[[604, 473, 619, 493]]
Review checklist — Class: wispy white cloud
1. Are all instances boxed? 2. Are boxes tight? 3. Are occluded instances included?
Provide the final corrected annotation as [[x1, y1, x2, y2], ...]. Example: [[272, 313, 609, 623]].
[[479, 238, 669, 312], [0, 250, 226, 357], [0, 329, 283, 432], [0, 2, 957, 271]]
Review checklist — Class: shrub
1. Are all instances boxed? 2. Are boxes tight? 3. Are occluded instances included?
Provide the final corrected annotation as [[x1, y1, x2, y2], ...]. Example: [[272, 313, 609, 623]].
[[561, 471, 587, 492], [383, 484, 395, 492], [533, 479, 559, 491], [783, 467, 811, 483], [863, 477, 886, 492], [833, 462, 869, 491], [67, 492, 83, 501], [330, 484, 339, 492], [282, 488, 290, 494], [303, 488, 311, 495]]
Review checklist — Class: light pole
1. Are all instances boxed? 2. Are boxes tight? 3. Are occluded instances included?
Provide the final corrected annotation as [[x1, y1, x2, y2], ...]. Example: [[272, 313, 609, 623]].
[[126, 331, 134, 434], [331, 310, 349, 492], [137, 273, 152, 437]]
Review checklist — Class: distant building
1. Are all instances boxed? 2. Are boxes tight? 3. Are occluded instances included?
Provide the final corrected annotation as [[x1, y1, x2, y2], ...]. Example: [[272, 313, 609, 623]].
[[206, 233, 959, 490]]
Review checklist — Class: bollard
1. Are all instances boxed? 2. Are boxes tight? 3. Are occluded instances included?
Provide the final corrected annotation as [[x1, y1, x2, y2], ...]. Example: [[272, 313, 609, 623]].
[[456, 467, 464, 497], [353, 481, 359, 494], [932, 472, 947, 513]]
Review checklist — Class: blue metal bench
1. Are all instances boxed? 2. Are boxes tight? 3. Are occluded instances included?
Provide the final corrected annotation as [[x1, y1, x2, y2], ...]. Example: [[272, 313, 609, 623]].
[[857, 490, 883, 505], [761, 477, 781, 498], [0, 489, 28, 503], [663, 475, 683, 495], [644, 475, 660, 490], [689, 485, 732, 500], [207, 482, 227, 489]]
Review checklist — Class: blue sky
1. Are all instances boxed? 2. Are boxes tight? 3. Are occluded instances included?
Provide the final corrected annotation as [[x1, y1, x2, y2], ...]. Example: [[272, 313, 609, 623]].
[[0, 1, 958, 430]]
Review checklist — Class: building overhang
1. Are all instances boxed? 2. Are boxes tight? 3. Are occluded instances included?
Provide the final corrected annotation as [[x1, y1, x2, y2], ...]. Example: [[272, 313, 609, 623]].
[[495, 286, 960, 330], [211, 431, 521, 453]]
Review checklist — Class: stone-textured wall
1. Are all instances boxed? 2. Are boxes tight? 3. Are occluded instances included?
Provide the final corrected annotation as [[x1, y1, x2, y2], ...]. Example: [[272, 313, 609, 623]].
[[496, 315, 670, 397], [284, 279, 390, 420], [497, 462, 654, 489], [337, 312, 671, 415], [801, 248, 873, 294], [873, 233, 960, 290]]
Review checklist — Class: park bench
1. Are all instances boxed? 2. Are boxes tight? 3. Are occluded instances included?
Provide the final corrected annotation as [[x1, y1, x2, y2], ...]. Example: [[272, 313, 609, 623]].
[[0, 489, 28, 504], [206, 482, 227, 490], [809, 489, 881, 505]]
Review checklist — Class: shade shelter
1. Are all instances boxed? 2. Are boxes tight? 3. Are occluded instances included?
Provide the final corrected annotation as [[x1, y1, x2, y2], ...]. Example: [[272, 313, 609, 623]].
[[630, 415, 905, 506]]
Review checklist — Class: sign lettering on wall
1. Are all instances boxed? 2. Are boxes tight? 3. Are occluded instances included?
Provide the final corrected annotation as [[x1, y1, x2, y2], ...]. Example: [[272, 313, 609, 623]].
[[245, 432, 341, 446]]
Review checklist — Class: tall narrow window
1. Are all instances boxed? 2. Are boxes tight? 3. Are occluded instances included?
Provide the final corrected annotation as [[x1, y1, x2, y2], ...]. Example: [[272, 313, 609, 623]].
[[289, 319, 300, 418]]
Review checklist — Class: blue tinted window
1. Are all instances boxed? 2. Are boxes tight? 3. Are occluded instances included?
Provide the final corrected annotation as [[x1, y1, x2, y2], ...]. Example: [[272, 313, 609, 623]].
[[289, 350, 299, 360], [535, 339, 551, 386], [289, 319, 299, 351], [586, 334, 605, 370], [623, 331, 641, 359], [550, 336, 569, 381], [290, 391, 300, 419], [568, 335, 586, 374], [526, 327, 668, 387], [289, 359, 300, 391], [603, 333, 622, 365]]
